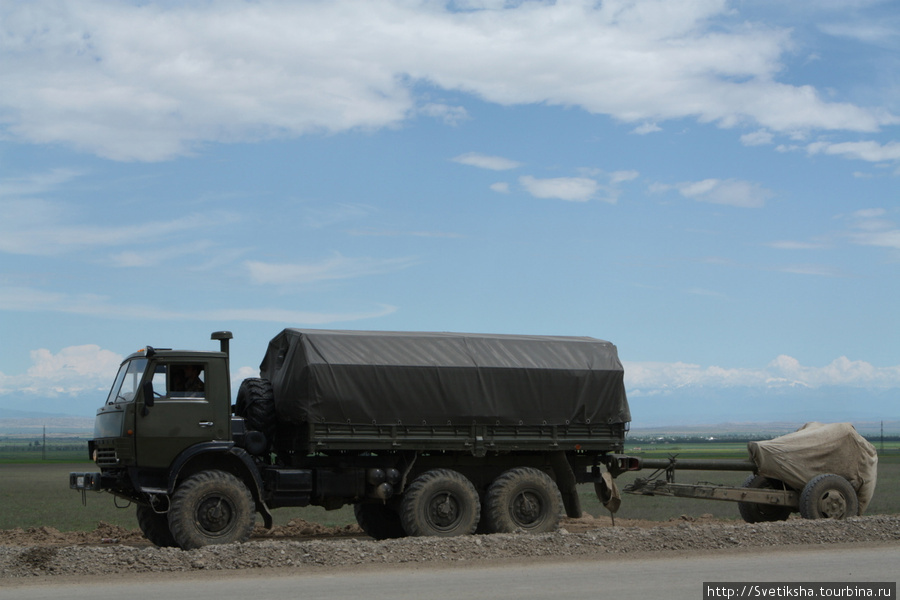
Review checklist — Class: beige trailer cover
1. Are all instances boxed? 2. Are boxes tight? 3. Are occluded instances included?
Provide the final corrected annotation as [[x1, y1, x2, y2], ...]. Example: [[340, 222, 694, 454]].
[[748, 422, 878, 513]]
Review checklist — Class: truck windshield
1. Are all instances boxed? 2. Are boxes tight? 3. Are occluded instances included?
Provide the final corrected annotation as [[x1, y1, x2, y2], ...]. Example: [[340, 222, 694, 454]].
[[106, 358, 148, 405]]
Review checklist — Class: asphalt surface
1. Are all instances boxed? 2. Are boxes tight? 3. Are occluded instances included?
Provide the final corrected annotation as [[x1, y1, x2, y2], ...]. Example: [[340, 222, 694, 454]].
[[3, 543, 897, 600]]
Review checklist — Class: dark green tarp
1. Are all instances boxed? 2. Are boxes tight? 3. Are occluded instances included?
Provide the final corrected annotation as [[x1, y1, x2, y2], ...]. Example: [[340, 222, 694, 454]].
[[260, 329, 631, 427]]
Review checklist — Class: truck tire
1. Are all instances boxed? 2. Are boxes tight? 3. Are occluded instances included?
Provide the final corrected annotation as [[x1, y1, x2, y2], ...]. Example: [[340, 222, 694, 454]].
[[799, 473, 858, 520], [168, 470, 255, 549], [136, 504, 177, 547], [354, 502, 407, 540], [737, 474, 793, 523], [400, 469, 480, 537], [235, 378, 276, 441], [484, 467, 561, 534]]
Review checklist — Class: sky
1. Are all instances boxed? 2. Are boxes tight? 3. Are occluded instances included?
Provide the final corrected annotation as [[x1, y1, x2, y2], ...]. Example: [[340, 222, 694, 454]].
[[0, 0, 898, 427]]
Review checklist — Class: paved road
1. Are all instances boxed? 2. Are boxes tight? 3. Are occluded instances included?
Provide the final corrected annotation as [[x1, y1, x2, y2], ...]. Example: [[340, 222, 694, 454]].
[[4, 545, 898, 600]]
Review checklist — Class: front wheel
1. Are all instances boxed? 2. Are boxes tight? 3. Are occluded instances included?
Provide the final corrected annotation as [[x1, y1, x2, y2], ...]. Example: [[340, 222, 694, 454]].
[[400, 469, 480, 537], [168, 470, 255, 549], [799, 474, 858, 520]]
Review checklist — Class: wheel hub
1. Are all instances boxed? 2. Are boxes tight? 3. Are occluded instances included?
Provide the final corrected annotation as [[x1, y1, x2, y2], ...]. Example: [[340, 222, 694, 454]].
[[511, 491, 541, 525], [197, 496, 233, 534], [429, 493, 459, 528], [818, 490, 847, 518]]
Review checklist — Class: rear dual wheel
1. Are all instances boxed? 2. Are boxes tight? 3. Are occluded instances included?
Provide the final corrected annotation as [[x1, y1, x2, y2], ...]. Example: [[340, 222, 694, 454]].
[[400, 469, 480, 537], [484, 467, 561, 534]]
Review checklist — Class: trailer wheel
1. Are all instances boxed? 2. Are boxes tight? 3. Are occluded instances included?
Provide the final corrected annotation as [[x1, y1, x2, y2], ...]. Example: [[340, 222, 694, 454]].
[[136, 504, 177, 547], [400, 469, 480, 537], [737, 474, 793, 523], [168, 470, 255, 549], [354, 502, 407, 540], [235, 378, 276, 442], [484, 467, 561, 534], [799, 474, 858, 520]]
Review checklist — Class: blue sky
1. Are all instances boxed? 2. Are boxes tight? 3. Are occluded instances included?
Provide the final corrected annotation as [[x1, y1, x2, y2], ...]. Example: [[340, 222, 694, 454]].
[[1, 0, 898, 426]]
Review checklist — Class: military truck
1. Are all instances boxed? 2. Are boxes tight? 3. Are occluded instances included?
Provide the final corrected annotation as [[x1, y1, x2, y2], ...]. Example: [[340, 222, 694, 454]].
[[71, 329, 631, 549]]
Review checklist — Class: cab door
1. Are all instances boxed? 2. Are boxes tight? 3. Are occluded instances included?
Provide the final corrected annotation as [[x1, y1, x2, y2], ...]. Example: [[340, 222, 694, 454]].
[[135, 358, 230, 470]]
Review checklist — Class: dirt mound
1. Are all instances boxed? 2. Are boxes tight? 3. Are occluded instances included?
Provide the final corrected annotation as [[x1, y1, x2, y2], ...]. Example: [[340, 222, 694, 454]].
[[2, 515, 898, 579], [0, 523, 146, 547], [253, 519, 363, 540], [0, 514, 727, 548]]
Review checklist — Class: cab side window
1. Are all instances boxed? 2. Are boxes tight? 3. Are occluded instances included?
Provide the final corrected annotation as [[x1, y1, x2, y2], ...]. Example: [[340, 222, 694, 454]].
[[169, 364, 206, 397], [150, 364, 207, 399]]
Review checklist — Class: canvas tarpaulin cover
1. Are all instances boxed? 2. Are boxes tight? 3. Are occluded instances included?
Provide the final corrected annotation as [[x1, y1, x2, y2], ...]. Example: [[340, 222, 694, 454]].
[[748, 422, 878, 513], [259, 329, 631, 427]]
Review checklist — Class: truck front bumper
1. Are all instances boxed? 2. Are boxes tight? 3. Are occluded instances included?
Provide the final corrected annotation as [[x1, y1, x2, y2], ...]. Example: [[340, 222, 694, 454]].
[[69, 472, 103, 491]]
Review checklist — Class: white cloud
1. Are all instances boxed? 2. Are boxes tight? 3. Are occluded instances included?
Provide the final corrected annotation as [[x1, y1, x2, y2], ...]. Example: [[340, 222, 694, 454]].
[[490, 182, 510, 193], [0, 202, 237, 256], [519, 175, 599, 202], [302, 203, 374, 230], [199, 305, 398, 324], [609, 170, 640, 184], [245, 254, 418, 285], [0, 285, 397, 324], [419, 103, 470, 126], [1, 1, 895, 161], [108, 240, 220, 268], [777, 264, 845, 277], [845, 208, 900, 250], [452, 152, 522, 171], [348, 228, 463, 238], [740, 130, 774, 146], [664, 178, 773, 208], [0, 168, 85, 198], [625, 355, 900, 391], [849, 229, 900, 250], [0, 345, 122, 397], [818, 21, 899, 45], [631, 122, 662, 135], [766, 240, 828, 250], [807, 140, 900, 162]]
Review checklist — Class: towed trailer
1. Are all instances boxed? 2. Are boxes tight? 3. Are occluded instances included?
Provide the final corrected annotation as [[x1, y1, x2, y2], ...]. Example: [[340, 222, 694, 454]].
[[602, 422, 878, 523]]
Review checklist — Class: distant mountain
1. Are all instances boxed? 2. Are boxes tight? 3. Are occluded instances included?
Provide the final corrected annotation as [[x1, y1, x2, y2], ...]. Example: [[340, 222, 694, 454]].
[[0, 416, 94, 436], [0, 406, 88, 419]]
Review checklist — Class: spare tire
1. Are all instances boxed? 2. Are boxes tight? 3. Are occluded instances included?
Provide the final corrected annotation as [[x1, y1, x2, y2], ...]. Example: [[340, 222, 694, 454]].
[[235, 378, 276, 441]]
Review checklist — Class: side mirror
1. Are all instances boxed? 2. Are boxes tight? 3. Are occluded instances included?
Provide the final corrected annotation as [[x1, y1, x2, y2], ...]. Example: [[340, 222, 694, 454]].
[[143, 381, 155, 408]]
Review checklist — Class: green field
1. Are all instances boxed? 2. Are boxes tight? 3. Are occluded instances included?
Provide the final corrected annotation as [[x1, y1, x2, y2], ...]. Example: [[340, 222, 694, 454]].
[[1, 444, 897, 532]]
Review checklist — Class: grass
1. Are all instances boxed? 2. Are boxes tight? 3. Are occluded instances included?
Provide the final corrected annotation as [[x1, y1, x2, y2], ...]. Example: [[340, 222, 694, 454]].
[[0, 438, 88, 463], [1, 447, 897, 532]]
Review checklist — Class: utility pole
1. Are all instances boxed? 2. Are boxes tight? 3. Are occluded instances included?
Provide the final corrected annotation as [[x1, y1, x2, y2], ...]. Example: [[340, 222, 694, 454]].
[[42, 425, 46, 461]]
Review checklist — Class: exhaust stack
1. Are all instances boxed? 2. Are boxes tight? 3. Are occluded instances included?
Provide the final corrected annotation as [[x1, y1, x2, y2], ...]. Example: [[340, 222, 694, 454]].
[[211, 331, 233, 356]]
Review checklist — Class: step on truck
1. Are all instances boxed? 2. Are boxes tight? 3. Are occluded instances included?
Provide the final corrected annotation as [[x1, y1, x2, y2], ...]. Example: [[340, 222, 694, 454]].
[[71, 329, 633, 549]]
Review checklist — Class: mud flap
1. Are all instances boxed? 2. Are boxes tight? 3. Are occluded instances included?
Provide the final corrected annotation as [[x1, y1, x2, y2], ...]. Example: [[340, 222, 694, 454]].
[[595, 471, 622, 513]]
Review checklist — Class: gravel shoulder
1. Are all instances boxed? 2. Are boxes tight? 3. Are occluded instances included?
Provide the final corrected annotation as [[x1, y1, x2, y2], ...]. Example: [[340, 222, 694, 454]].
[[2, 514, 899, 581]]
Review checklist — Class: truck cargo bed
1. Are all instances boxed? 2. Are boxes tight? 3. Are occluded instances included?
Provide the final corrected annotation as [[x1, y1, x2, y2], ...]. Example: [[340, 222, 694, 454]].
[[260, 329, 631, 433]]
